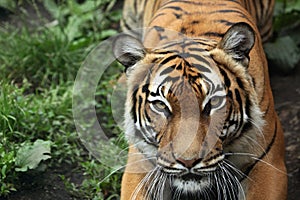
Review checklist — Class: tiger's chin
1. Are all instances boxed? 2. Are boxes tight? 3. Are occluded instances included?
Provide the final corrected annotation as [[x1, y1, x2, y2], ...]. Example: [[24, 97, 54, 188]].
[[163, 171, 243, 200], [169, 174, 215, 200]]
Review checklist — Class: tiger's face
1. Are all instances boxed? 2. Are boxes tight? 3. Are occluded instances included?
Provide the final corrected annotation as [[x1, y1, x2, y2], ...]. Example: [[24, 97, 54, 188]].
[[135, 54, 228, 195], [113, 23, 264, 198]]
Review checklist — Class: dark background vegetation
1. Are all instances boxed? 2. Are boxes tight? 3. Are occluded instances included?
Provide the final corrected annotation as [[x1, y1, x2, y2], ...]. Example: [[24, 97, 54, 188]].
[[0, 0, 299, 199]]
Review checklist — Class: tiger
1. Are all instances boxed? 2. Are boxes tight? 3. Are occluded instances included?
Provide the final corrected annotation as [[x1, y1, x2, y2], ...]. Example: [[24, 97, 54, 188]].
[[112, 0, 287, 199]]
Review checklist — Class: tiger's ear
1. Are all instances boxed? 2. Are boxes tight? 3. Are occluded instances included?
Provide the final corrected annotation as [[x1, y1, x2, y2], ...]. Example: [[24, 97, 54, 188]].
[[112, 34, 146, 72], [219, 22, 255, 64]]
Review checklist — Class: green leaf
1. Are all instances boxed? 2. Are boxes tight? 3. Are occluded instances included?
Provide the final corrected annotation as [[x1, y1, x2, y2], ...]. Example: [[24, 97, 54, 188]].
[[264, 36, 300, 73], [0, 0, 16, 12], [15, 139, 52, 172], [1, 165, 7, 178], [100, 29, 118, 39], [43, 0, 60, 19], [285, 0, 300, 13]]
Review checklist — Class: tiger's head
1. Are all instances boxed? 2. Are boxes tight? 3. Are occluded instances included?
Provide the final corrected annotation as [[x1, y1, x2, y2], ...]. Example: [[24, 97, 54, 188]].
[[113, 23, 264, 198]]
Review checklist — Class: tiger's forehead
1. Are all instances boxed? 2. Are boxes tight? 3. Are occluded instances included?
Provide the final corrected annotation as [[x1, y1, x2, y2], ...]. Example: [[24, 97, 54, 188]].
[[145, 52, 224, 98], [143, 26, 218, 51], [135, 36, 225, 100], [150, 35, 218, 52]]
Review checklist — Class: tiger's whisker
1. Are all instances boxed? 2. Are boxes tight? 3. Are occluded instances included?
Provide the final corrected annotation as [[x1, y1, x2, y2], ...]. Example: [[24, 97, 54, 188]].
[[243, 134, 268, 156], [224, 152, 288, 175], [131, 167, 157, 200], [118, 140, 151, 156], [223, 160, 254, 182]]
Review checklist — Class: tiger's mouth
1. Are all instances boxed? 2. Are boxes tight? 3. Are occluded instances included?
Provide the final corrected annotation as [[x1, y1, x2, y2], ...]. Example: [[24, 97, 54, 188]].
[[171, 172, 211, 194], [180, 173, 203, 181]]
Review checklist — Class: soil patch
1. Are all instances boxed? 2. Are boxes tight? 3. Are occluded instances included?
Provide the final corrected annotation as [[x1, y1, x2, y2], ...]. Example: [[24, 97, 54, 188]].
[[2, 163, 83, 200], [270, 69, 300, 200]]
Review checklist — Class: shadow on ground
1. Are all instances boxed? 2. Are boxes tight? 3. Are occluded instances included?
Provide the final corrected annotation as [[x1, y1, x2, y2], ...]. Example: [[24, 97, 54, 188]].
[[271, 69, 300, 200]]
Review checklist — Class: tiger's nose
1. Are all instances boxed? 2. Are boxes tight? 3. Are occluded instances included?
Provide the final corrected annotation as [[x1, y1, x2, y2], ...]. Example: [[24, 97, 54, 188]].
[[176, 157, 201, 168]]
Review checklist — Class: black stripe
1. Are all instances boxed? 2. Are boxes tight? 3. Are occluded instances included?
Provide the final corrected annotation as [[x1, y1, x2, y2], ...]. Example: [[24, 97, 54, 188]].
[[183, 53, 211, 68], [193, 63, 211, 73], [161, 76, 181, 85], [173, 12, 182, 19], [193, 39, 217, 48], [163, 0, 203, 6], [240, 121, 278, 181], [210, 9, 243, 14], [214, 19, 235, 26], [235, 89, 243, 106], [149, 13, 166, 24], [227, 90, 233, 99], [160, 44, 181, 52], [191, 20, 200, 25], [226, 0, 240, 4], [245, 0, 252, 18], [234, 89, 244, 133], [241, 96, 252, 133], [219, 67, 231, 88], [153, 26, 165, 32], [142, 84, 150, 94], [133, 0, 138, 14], [244, 95, 251, 118], [202, 32, 224, 38], [261, 24, 272, 39], [228, 120, 236, 127], [160, 66, 175, 76], [150, 91, 158, 96], [259, 0, 265, 16], [142, 0, 147, 10], [208, 9, 249, 20], [187, 47, 207, 52], [121, 18, 133, 31], [236, 78, 244, 90], [131, 88, 138, 123], [241, 121, 252, 133], [175, 62, 183, 70], [263, 103, 270, 118], [144, 110, 152, 123], [163, 6, 184, 11], [138, 95, 143, 126], [253, 1, 260, 25], [159, 54, 179, 65]]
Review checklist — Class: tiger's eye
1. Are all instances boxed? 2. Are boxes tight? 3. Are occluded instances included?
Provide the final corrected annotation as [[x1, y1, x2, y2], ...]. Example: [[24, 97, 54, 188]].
[[210, 96, 222, 108], [153, 101, 167, 111]]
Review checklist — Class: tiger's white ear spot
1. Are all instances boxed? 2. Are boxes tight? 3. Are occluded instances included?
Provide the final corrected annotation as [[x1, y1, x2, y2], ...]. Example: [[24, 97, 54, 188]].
[[219, 22, 255, 64], [112, 34, 145, 72]]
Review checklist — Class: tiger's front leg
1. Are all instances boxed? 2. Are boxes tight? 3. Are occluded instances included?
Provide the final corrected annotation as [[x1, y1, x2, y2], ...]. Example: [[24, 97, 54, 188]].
[[244, 119, 287, 200], [121, 171, 147, 200], [120, 146, 154, 200], [245, 160, 287, 200]]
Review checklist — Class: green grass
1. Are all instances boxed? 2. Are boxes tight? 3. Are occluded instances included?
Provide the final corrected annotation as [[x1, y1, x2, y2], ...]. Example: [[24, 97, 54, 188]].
[[0, 0, 124, 199], [0, 28, 84, 87], [0, 78, 124, 198], [0, 81, 78, 194]]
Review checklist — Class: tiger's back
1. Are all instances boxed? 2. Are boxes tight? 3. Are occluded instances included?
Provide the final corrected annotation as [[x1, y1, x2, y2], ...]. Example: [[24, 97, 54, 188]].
[[121, 0, 275, 43], [114, 0, 287, 199]]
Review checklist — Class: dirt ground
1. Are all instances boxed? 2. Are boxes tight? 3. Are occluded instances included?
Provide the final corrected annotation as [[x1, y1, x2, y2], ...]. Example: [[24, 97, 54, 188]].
[[270, 69, 300, 200]]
